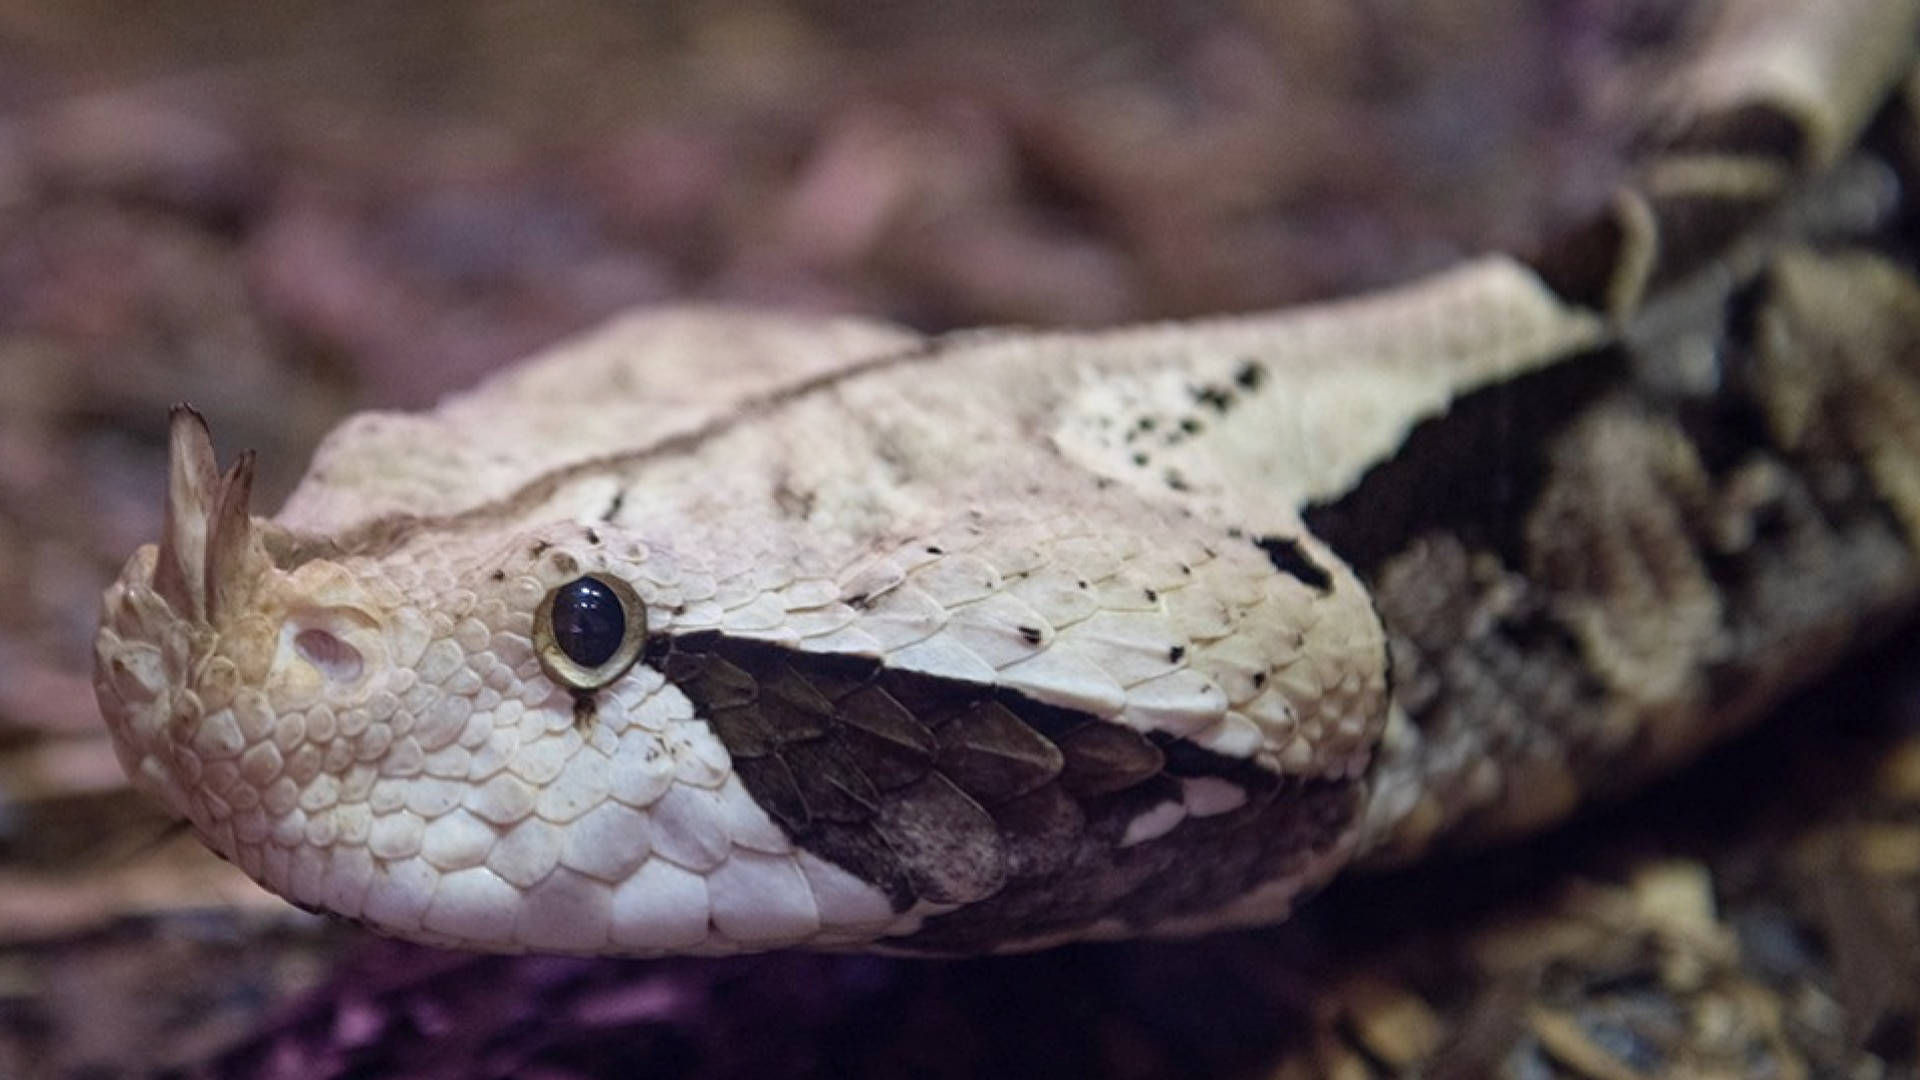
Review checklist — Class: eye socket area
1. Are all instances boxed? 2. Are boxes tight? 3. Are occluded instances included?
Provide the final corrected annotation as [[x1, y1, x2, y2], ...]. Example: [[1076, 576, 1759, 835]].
[[533, 574, 648, 692]]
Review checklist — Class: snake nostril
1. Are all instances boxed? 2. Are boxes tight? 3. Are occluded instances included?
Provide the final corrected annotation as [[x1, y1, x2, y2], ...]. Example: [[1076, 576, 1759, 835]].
[[295, 628, 364, 682]]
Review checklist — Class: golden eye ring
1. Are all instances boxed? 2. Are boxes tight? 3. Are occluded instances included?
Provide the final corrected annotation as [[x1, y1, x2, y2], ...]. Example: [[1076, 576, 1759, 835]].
[[532, 573, 647, 692]]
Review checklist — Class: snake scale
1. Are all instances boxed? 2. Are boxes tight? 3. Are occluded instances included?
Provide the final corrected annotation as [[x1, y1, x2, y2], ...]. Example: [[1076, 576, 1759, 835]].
[[93, 0, 1920, 956]]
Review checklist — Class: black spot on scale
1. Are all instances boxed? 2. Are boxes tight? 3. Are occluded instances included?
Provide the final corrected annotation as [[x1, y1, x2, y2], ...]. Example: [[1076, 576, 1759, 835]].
[[585, 528, 601, 545], [1168, 645, 1186, 663], [1253, 536, 1334, 593], [489, 569, 506, 582], [1018, 626, 1044, 645], [1190, 383, 1235, 413], [1234, 360, 1266, 390], [572, 695, 598, 728], [600, 489, 625, 523], [772, 476, 816, 520]]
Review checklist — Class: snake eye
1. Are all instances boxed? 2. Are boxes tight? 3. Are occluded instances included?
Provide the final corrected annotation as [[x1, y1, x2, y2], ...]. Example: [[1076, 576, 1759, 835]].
[[533, 574, 646, 692], [552, 578, 623, 666]]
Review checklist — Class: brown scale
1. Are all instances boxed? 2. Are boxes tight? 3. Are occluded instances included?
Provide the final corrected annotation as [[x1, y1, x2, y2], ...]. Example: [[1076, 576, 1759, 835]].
[[646, 631, 1364, 951]]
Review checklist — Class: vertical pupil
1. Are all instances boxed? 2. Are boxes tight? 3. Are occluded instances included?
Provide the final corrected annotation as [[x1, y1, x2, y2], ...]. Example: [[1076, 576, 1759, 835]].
[[553, 578, 624, 668]]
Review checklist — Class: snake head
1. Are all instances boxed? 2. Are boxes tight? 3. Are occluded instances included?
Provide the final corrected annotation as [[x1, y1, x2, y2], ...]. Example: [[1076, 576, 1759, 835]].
[[93, 334, 1387, 958], [93, 407, 923, 953]]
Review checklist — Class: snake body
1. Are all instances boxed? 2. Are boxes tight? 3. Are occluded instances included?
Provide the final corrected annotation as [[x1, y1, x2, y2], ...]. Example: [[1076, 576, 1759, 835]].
[[94, 0, 1920, 955]]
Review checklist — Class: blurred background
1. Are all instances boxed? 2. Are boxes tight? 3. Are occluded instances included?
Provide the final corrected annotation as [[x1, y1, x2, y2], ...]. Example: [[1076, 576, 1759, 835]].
[[1, 2, 1917, 1077]]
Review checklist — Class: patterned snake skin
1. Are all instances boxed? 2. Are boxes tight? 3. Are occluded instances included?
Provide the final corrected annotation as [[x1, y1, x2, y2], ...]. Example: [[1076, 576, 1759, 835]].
[[93, 0, 1920, 955]]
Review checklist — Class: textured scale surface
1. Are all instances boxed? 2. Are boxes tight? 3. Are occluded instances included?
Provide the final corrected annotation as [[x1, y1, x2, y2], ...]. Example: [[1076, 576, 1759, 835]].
[[94, 0, 1920, 955]]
